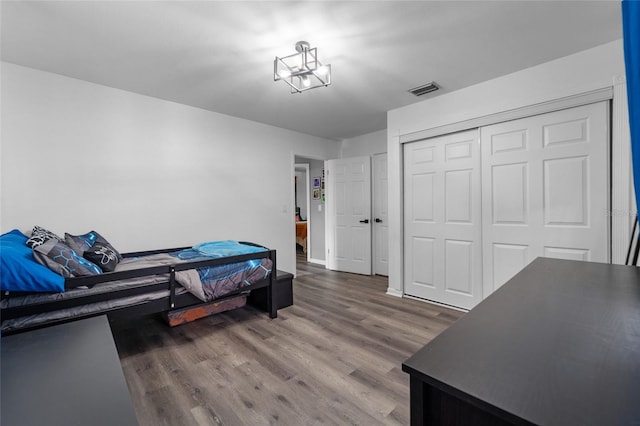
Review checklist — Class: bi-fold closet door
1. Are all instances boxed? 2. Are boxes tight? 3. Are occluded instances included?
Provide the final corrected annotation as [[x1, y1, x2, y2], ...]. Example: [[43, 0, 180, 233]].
[[404, 130, 483, 309], [404, 102, 610, 310]]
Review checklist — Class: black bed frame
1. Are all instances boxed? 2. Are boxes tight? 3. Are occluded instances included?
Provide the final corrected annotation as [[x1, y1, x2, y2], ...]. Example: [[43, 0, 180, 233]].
[[1, 242, 277, 335]]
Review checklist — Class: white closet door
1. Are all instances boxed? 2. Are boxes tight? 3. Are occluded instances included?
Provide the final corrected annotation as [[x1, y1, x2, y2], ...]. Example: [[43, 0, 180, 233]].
[[404, 130, 483, 309], [481, 101, 609, 295]]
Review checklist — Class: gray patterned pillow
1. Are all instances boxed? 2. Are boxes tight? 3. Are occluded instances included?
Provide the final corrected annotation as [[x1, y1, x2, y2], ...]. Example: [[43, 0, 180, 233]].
[[33, 239, 102, 278], [65, 230, 122, 261], [65, 231, 99, 257]]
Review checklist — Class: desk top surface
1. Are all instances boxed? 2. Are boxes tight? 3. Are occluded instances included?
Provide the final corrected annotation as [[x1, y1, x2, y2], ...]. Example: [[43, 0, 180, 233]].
[[1, 315, 139, 426], [403, 258, 640, 425]]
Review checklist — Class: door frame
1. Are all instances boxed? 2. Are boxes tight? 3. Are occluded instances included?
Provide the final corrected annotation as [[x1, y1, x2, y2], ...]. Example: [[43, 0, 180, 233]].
[[294, 163, 311, 263], [292, 152, 328, 273], [373, 152, 389, 276]]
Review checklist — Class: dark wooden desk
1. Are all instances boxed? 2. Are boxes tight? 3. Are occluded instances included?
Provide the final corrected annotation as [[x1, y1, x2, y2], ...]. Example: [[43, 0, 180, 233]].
[[403, 258, 640, 425], [1, 315, 138, 426]]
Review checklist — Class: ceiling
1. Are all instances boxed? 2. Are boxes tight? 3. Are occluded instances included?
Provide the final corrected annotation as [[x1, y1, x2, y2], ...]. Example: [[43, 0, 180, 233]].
[[1, 1, 622, 141]]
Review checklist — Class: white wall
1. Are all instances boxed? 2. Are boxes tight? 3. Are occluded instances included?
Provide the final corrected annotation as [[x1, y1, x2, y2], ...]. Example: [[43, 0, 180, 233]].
[[386, 40, 630, 297], [341, 129, 387, 158], [0, 62, 341, 274]]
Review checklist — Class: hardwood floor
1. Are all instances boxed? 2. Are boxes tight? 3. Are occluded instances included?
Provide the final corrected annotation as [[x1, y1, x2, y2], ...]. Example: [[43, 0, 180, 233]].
[[110, 253, 464, 425]]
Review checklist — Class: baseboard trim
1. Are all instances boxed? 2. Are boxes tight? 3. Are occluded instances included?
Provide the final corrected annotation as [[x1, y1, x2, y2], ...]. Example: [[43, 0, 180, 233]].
[[386, 288, 403, 298], [308, 258, 326, 266], [403, 294, 469, 313]]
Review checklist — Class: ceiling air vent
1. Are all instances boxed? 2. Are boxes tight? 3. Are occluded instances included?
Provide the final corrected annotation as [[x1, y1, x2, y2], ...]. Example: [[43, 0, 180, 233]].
[[408, 82, 439, 97]]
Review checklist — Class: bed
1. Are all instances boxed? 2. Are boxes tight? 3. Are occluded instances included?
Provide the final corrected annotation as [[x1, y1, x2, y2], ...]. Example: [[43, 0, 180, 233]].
[[1, 230, 277, 335], [296, 221, 307, 253]]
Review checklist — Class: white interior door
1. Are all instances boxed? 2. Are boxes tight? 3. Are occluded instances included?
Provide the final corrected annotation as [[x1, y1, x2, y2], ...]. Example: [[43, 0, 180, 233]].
[[326, 156, 372, 275], [481, 102, 610, 295], [373, 153, 389, 276], [403, 130, 483, 309]]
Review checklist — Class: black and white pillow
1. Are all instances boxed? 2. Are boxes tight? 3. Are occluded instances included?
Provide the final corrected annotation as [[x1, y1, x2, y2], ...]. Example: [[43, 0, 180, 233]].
[[83, 241, 119, 272], [93, 231, 123, 261], [26, 226, 62, 249]]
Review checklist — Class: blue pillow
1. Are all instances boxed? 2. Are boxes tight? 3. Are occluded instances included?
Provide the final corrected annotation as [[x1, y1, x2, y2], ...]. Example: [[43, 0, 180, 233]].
[[0, 229, 65, 292]]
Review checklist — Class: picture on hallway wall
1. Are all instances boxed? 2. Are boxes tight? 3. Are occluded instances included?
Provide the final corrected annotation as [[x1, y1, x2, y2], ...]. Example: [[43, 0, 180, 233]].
[[313, 188, 320, 199]]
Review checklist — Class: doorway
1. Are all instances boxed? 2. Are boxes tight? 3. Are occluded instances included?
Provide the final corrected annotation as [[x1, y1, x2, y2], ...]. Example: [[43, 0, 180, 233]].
[[294, 163, 310, 261], [294, 155, 326, 266]]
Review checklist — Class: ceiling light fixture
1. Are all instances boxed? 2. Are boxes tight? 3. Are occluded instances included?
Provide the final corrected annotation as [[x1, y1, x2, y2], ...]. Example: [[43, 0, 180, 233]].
[[274, 41, 332, 93]]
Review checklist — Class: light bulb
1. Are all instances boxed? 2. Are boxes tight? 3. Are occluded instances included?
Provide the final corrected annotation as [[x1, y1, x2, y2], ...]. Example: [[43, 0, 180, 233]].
[[302, 75, 311, 88], [278, 69, 291, 79]]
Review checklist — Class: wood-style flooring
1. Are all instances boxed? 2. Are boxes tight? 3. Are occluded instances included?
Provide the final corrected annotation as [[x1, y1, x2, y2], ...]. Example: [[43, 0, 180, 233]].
[[110, 253, 464, 425]]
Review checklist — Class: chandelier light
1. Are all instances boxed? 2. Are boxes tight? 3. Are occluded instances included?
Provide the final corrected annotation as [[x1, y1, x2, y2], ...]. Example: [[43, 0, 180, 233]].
[[274, 41, 332, 93]]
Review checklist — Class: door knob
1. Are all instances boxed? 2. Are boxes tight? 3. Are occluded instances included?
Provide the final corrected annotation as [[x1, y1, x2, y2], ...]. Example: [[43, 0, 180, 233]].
[[359, 219, 370, 224], [375, 218, 383, 223]]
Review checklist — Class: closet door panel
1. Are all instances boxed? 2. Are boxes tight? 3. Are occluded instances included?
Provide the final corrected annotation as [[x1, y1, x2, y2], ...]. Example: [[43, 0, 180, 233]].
[[492, 243, 529, 291], [445, 239, 474, 296], [543, 156, 589, 226], [445, 169, 473, 223], [411, 237, 436, 288], [492, 162, 528, 225], [404, 129, 482, 309], [481, 102, 609, 296]]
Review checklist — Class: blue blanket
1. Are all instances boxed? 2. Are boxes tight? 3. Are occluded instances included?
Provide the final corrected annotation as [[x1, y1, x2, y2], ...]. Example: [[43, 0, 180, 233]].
[[0, 230, 65, 293], [169, 241, 271, 299], [192, 240, 266, 258]]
